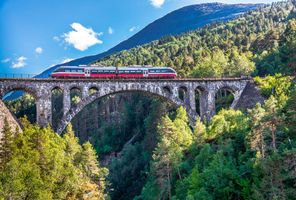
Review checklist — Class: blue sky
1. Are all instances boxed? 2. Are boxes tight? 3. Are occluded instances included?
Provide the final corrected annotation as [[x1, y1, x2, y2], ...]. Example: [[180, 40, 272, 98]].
[[0, 0, 277, 75]]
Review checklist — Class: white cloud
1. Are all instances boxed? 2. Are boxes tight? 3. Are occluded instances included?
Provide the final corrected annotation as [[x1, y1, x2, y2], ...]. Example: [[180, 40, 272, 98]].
[[150, 0, 165, 8], [35, 47, 43, 54], [108, 27, 114, 34], [12, 56, 27, 68], [61, 58, 74, 64], [1, 58, 10, 63], [63, 22, 103, 51], [129, 26, 137, 32]]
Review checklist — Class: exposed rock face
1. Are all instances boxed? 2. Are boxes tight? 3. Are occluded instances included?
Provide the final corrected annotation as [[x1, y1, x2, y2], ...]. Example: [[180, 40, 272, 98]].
[[0, 100, 22, 137], [235, 81, 265, 110]]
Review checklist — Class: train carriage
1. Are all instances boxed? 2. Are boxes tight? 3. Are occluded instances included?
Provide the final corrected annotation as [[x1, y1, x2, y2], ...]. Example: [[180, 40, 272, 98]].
[[51, 66, 177, 78]]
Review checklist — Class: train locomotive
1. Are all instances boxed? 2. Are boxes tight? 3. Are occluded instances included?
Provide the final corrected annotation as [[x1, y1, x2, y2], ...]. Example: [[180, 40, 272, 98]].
[[51, 65, 177, 78]]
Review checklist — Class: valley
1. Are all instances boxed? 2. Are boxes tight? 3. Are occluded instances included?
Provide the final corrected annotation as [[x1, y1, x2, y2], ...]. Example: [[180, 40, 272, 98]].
[[1, 1, 296, 199]]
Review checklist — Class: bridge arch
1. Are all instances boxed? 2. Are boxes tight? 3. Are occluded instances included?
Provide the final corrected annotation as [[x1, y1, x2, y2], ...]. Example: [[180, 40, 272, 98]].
[[0, 87, 38, 124], [0, 86, 39, 100], [88, 86, 99, 95], [56, 87, 197, 134], [0, 78, 250, 130], [51, 86, 64, 130], [195, 86, 207, 116], [214, 84, 243, 111], [178, 86, 188, 102], [162, 86, 172, 96]]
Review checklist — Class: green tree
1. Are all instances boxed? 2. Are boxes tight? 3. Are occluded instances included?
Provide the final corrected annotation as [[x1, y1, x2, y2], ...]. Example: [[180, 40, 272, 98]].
[[284, 84, 296, 137], [281, 19, 296, 75], [0, 122, 108, 200], [0, 118, 14, 169]]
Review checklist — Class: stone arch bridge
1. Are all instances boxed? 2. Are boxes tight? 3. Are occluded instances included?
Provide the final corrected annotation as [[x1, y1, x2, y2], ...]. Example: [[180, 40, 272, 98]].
[[0, 78, 251, 134]]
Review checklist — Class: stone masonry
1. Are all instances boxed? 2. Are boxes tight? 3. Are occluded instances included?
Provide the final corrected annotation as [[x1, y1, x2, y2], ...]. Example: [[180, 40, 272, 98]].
[[0, 78, 250, 134]]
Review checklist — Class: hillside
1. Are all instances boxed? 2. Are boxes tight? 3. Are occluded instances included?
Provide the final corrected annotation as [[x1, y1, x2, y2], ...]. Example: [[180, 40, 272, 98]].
[[95, 1, 296, 77], [1, 1, 296, 200], [36, 3, 259, 78], [0, 100, 22, 137]]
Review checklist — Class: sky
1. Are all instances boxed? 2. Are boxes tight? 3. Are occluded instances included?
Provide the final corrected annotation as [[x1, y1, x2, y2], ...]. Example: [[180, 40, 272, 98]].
[[0, 0, 278, 75]]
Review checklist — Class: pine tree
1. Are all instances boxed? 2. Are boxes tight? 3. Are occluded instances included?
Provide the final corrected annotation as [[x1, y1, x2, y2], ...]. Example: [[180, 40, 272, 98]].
[[80, 142, 108, 182], [173, 107, 193, 149], [63, 123, 81, 162], [0, 118, 14, 168], [281, 19, 296, 75], [193, 118, 206, 144], [285, 84, 296, 137], [78, 142, 109, 200], [152, 116, 176, 200], [249, 104, 266, 159]]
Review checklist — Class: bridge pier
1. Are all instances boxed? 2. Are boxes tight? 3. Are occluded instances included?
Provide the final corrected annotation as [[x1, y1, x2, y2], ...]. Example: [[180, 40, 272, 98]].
[[204, 89, 216, 122], [188, 88, 196, 113], [231, 90, 243, 108], [63, 88, 71, 118], [81, 86, 89, 99], [36, 94, 52, 127]]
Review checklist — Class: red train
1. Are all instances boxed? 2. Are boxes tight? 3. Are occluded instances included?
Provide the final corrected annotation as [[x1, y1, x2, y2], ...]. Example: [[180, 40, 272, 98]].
[[51, 66, 177, 78]]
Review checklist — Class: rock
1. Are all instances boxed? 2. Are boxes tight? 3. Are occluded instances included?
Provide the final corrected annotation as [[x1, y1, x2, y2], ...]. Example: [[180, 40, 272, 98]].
[[235, 81, 265, 110], [0, 100, 22, 138]]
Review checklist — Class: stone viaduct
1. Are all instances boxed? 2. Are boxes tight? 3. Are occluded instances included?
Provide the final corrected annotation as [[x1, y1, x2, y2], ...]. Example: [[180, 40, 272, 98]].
[[0, 78, 251, 134]]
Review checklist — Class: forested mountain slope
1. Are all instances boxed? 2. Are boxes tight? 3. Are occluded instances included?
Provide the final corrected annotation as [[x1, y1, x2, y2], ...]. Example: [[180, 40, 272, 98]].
[[6, 3, 259, 100], [95, 1, 296, 77], [36, 3, 259, 78], [1, 1, 296, 200]]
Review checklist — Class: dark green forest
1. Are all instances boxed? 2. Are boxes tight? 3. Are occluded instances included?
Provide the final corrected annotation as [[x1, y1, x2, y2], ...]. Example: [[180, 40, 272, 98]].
[[1, 1, 296, 199]]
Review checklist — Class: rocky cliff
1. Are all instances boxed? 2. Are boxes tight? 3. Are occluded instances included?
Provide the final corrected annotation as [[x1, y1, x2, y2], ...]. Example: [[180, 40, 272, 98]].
[[0, 100, 22, 137]]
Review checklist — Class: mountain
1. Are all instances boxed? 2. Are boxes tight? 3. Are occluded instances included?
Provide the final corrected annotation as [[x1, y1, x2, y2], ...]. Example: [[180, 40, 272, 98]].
[[37, 3, 260, 78], [95, 1, 295, 78], [5, 3, 259, 100]]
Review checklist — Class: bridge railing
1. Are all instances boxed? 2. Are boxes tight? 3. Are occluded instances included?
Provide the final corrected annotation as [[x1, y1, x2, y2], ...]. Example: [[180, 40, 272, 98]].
[[0, 74, 252, 81]]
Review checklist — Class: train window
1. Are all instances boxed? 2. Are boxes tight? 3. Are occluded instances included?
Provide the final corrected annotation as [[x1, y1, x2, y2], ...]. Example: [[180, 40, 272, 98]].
[[65, 69, 71, 72], [156, 70, 160, 73], [78, 69, 83, 73]]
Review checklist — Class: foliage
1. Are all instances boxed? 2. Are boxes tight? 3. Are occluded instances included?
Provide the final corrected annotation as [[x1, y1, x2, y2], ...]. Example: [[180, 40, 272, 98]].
[[0, 122, 108, 200], [4, 94, 36, 123], [136, 107, 193, 200], [137, 77, 295, 200], [95, 1, 296, 78], [2, 1, 296, 199], [254, 74, 292, 99], [0, 118, 14, 169]]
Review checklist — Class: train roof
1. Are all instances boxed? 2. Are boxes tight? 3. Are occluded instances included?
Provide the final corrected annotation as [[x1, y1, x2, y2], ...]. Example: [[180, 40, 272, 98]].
[[58, 65, 175, 70]]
